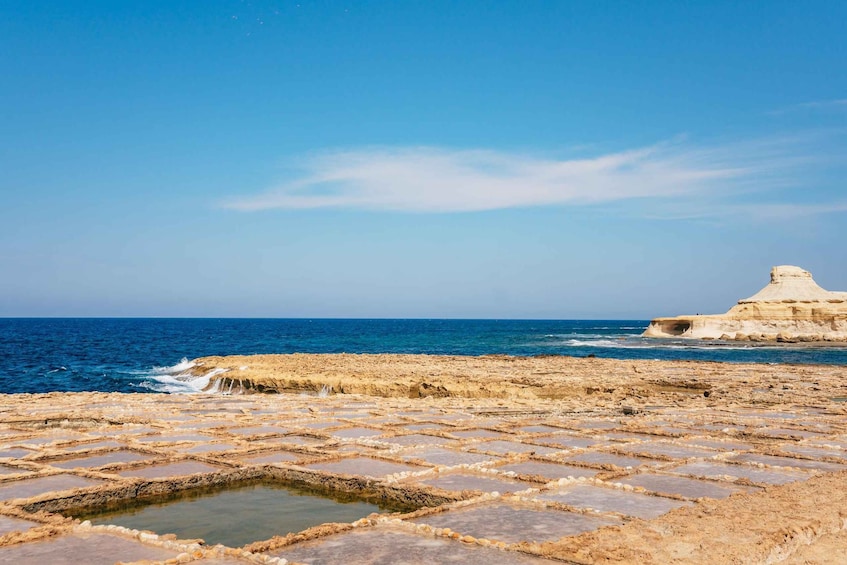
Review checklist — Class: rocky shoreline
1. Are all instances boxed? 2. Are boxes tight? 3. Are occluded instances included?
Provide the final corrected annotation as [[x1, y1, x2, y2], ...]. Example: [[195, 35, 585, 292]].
[[1, 355, 846, 563], [644, 266, 847, 342]]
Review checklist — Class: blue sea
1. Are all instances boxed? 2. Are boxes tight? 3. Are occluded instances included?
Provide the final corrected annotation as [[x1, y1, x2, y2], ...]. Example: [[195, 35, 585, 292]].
[[1, 318, 846, 395]]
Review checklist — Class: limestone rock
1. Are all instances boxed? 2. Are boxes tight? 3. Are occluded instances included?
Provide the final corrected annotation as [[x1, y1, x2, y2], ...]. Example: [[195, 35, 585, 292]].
[[643, 266, 847, 342]]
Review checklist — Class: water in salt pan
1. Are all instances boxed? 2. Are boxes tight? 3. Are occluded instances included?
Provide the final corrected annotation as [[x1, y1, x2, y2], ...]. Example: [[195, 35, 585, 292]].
[[13, 434, 83, 446], [117, 461, 222, 479], [411, 503, 620, 544], [0, 464, 25, 475], [669, 461, 810, 485], [378, 434, 454, 447], [566, 452, 659, 469], [0, 515, 38, 535], [305, 457, 423, 478], [181, 443, 239, 454], [419, 472, 531, 494], [228, 425, 289, 436], [267, 435, 326, 446], [0, 533, 178, 565], [759, 428, 821, 439], [618, 473, 758, 499], [301, 421, 337, 430], [451, 429, 507, 440], [497, 461, 598, 481], [135, 433, 215, 443], [76, 482, 402, 548], [539, 484, 688, 519], [49, 450, 154, 469], [576, 421, 618, 430], [519, 425, 562, 434], [240, 450, 302, 464], [271, 526, 556, 564], [401, 447, 499, 467], [781, 445, 847, 461], [404, 423, 448, 432], [0, 474, 101, 501], [620, 442, 717, 460], [331, 427, 385, 439], [62, 440, 125, 452], [471, 440, 559, 456], [682, 438, 753, 451], [530, 434, 599, 450], [728, 453, 846, 473], [0, 447, 33, 458]]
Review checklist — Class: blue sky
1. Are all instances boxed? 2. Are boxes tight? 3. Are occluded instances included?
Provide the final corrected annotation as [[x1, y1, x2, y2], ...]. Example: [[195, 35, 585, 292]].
[[1, 1, 846, 318]]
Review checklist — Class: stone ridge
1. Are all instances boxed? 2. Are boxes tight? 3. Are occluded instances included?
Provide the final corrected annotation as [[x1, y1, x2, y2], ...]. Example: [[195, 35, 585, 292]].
[[643, 265, 847, 342]]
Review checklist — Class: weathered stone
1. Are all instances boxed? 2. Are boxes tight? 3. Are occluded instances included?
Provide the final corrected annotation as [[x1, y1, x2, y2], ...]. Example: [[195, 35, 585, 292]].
[[644, 266, 847, 342]]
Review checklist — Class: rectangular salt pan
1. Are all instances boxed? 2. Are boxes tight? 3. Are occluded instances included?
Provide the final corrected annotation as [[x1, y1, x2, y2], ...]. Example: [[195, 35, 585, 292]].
[[497, 461, 598, 481], [378, 434, 455, 447], [228, 426, 289, 436], [401, 447, 500, 467], [781, 445, 847, 461], [79, 483, 391, 548], [49, 450, 154, 469], [331, 427, 385, 439], [419, 472, 531, 494], [135, 433, 215, 443], [0, 474, 102, 502], [0, 515, 39, 535], [538, 484, 689, 519], [728, 453, 846, 473], [451, 429, 508, 440], [531, 434, 600, 449], [181, 443, 239, 454], [411, 503, 620, 544], [682, 438, 753, 451], [0, 533, 177, 565], [117, 461, 223, 479], [0, 448, 34, 458], [271, 526, 555, 565], [669, 461, 810, 485], [619, 442, 717, 460], [61, 440, 125, 452], [471, 440, 559, 456], [0, 464, 26, 475], [305, 457, 423, 479], [618, 473, 758, 499], [241, 451, 302, 465], [566, 452, 659, 469]]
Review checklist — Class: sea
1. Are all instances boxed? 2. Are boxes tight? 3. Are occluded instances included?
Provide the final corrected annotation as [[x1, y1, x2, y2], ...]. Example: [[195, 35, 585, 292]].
[[1, 318, 846, 395]]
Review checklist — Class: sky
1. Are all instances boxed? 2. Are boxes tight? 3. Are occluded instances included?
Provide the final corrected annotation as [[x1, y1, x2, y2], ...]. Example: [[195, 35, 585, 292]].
[[1, 1, 846, 319]]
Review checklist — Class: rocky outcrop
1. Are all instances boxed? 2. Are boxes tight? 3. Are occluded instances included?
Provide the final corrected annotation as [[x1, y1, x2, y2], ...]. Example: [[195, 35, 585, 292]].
[[643, 266, 847, 342]]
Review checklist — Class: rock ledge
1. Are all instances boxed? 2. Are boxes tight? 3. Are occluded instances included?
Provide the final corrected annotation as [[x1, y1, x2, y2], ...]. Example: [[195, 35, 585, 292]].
[[643, 265, 847, 342]]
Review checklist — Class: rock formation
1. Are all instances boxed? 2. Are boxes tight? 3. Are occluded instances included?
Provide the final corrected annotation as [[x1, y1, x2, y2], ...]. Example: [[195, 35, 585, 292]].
[[643, 265, 847, 342]]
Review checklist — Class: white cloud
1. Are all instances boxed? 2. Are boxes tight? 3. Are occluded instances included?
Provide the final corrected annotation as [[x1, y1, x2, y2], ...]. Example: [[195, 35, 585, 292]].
[[798, 99, 847, 110], [221, 137, 832, 214]]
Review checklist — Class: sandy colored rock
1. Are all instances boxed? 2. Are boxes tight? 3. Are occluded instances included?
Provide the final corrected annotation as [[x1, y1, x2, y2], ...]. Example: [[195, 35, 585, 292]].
[[644, 266, 847, 342], [2, 354, 847, 563]]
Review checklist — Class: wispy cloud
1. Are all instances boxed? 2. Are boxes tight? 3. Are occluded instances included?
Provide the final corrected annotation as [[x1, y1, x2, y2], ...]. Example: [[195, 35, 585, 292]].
[[768, 98, 847, 115], [222, 136, 838, 215]]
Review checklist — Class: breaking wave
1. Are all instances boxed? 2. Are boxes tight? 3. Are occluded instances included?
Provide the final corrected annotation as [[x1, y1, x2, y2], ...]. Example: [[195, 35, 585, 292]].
[[140, 358, 229, 393]]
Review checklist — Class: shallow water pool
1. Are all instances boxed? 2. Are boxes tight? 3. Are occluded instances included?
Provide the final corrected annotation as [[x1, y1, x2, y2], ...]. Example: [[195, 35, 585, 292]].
[[74, 481, 410, 547]]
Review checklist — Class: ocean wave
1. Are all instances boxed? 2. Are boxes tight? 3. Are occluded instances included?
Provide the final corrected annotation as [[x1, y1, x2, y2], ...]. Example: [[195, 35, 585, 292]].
[[561, 338, 765, 351], [152, 357, 196, 374], [141, 359, 229, 394]]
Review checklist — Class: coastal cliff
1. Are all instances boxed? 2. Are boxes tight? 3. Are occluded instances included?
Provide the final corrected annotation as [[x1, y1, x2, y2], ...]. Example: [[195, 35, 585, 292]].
[[643, 265, 847, 342]]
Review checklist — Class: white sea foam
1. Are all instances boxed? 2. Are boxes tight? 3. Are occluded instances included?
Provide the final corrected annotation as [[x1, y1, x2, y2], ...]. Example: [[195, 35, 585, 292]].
[[561, 338, 768, 351], [142, 359, 229, 394], [152, 357, 196, 374]]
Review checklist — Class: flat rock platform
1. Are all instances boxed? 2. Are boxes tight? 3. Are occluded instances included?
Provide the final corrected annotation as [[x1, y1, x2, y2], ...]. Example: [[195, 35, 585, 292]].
[[1, 354, 847, 564]]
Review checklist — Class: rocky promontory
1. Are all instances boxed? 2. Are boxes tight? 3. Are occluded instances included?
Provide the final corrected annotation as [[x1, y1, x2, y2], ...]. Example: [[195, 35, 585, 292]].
[[643, 265, 847, 342]]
